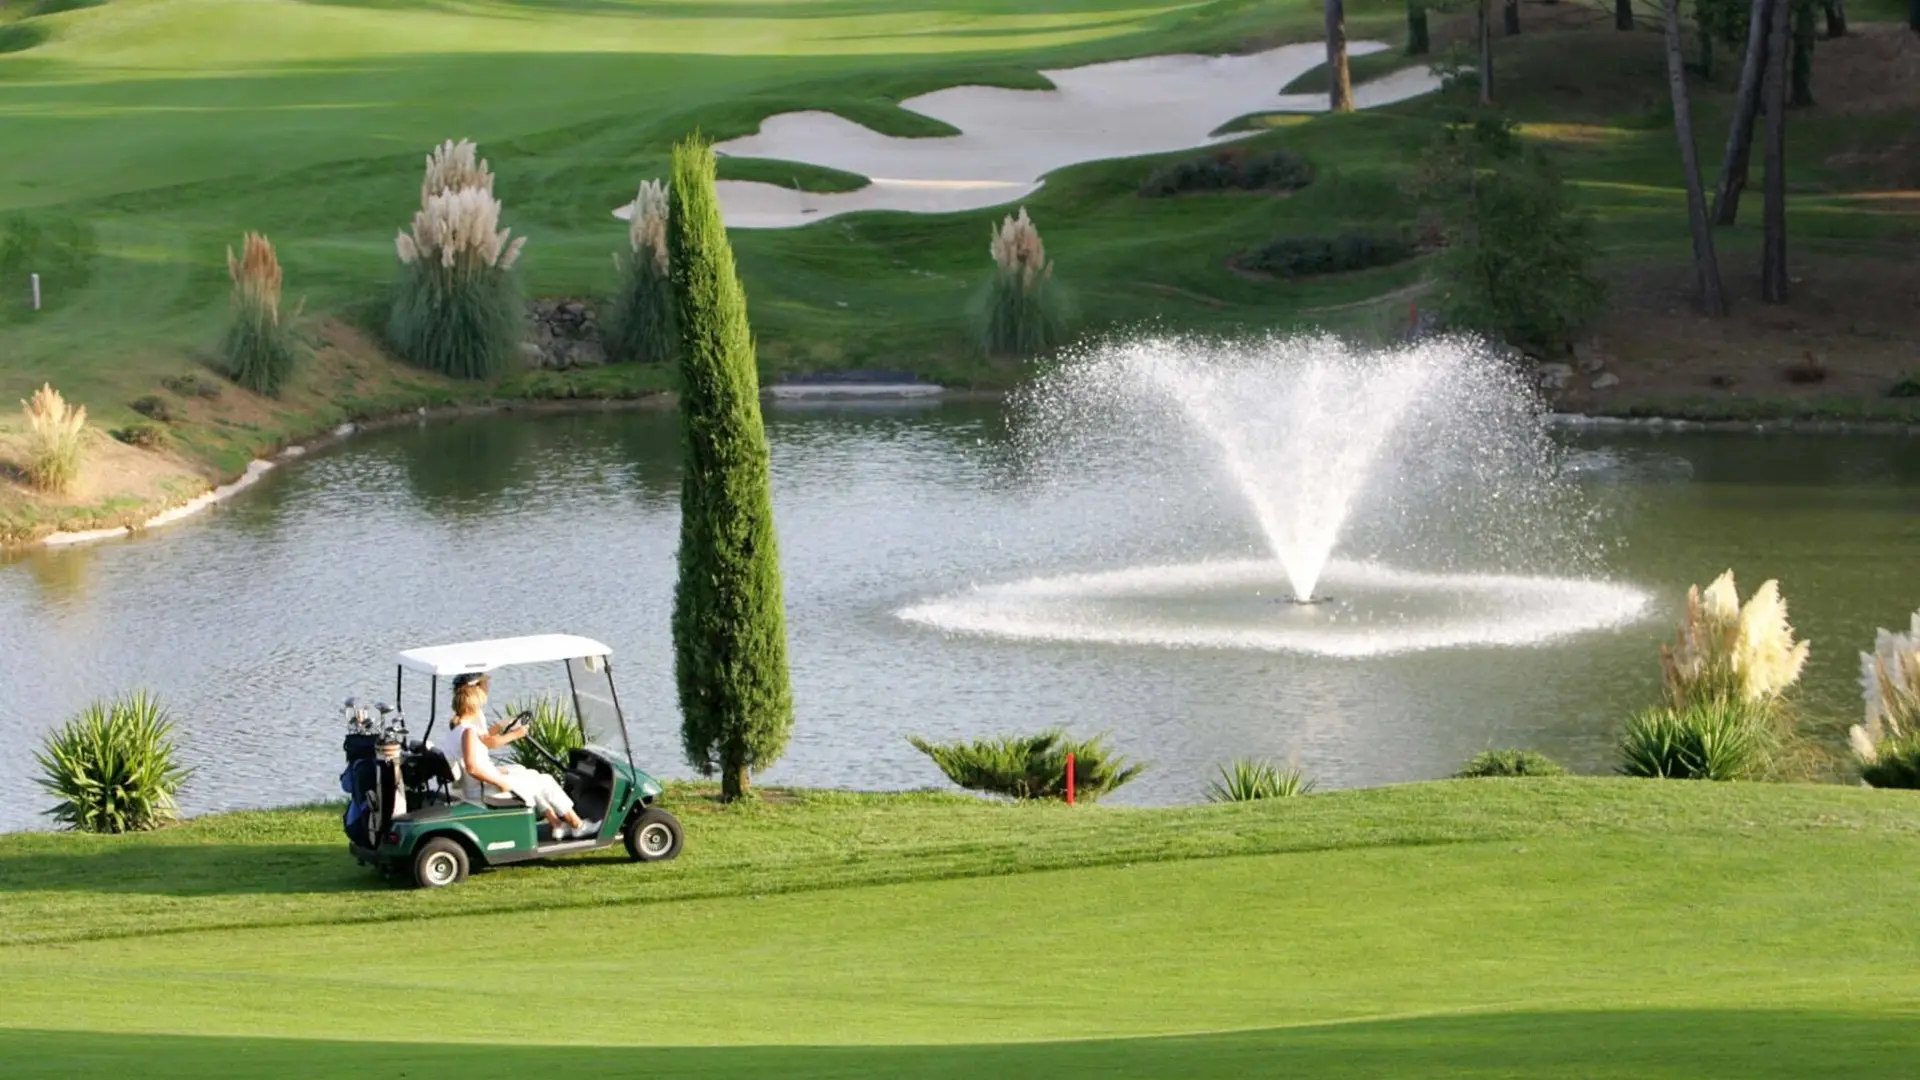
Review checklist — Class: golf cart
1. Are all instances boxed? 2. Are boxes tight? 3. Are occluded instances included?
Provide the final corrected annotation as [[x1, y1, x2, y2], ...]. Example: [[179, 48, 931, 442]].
[[340, 633, 682, 888]]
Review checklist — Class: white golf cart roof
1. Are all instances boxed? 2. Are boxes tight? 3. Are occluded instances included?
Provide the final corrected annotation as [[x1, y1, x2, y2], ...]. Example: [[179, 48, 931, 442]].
[[396, 634, 612, 677]]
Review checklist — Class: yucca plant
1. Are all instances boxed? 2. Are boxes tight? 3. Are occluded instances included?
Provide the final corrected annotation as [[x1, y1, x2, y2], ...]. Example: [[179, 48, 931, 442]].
[[498, 693, 584, 783], [605, 179, 675, 364], [1618, 698, 1774, 781], [1659, 570, 1810, 710], [1455, 748, 1567, 778], [20, 382, 87, 494], [973, 206, 1071, 359], [1206, 756, 1315, 801], [34, 690, 191, 833], [387, 139, 527, 380], [907, 729, 1144, 802], [1849, 610, 1920, 789], [221, 231, 299, 396]]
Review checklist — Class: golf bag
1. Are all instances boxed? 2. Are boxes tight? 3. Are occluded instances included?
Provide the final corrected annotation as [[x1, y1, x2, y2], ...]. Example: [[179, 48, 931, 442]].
[[340, 732, 406, 847]]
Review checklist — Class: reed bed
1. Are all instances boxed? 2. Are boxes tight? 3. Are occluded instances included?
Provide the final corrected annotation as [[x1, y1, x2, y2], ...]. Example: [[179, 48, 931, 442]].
[[605, 179, 675, 364], [19, 382, 86, 495], [973, 206, 1070, 358], [387, 140, 526, 380], [221, 231, 298, 396]]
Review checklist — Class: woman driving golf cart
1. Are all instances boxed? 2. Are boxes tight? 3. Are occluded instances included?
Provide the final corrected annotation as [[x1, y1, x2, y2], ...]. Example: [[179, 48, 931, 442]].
[[438, 673, 595, 839]]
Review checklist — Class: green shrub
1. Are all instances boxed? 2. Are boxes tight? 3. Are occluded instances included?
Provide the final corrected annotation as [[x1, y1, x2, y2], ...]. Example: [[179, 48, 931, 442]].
[[1455, 748, 1567, 778], [605, 179, 676, 365], [1409, 112, 1606, 353], [387, 140, 526, 380], [1138, 147, 1315, 197], [34, 690, 191, 833], [162, 373, 222, 400], [112, 420, 169, 449], [129, 395, 174, 423], [1888, 374, 1920, 399], [907, 729, 1144, 803], [221, 232, 299, 396], [1239, 230, 1411, 278], [31, 0, 108, 14], [973, 206, 1071, 359], [498, 694, 583, 783], [1618, 699, 1774, 781], [1206, 757, 1314, 801], [669, 134, 793, 802]]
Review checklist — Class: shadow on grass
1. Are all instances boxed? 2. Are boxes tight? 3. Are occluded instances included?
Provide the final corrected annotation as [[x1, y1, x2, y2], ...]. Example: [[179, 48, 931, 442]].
[[0, 844, 369, 897], [1, 1008, 1912, 1078]]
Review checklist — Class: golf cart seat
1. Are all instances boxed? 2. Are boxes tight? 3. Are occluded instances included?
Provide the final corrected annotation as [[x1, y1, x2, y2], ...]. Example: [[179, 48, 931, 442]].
[[412, 743, 529, 809]]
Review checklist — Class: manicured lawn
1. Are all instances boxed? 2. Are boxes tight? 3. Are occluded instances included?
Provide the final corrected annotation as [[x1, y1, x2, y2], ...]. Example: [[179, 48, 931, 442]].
[[3, 779, 1920, 1076]]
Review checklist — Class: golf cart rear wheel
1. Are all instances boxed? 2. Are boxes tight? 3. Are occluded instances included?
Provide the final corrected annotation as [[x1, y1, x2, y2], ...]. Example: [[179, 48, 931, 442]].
[[412, 837, 469, 888], [624, 807, 683, 862]]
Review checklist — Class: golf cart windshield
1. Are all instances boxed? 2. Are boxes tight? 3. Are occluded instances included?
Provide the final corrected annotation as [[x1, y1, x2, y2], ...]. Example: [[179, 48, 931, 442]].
[[567, 655, 632, 761]]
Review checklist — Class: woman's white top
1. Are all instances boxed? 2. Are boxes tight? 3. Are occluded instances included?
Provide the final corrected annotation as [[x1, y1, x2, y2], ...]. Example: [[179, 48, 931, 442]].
[[439, 719, 486, 793]]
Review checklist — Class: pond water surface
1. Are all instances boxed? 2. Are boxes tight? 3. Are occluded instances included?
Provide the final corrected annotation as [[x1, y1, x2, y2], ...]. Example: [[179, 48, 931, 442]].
[[1, 403, 1915, 832]]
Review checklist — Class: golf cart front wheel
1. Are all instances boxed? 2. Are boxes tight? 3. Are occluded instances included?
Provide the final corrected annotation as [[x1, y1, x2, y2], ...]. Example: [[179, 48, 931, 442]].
[[412, 837, 470, 888], [625, 807, 683, 862]]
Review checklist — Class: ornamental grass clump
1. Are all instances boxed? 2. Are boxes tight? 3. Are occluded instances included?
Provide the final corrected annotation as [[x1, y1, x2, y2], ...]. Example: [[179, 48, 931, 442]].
[[1206, 756, 1315, 801], [974, 206, 1069, 359], [19, 382, 86, 495], [605, 179, 675, 364], [907, 729, 1143, 803], [34, 690, 191, 834], [387, 139, 526, 380], [221, 231, 298, 396], [1849, 611, 1920, 789], [500, 694, 584, 783], [1455, 748, 1567, 778], [1620, 570, 1810, 781]]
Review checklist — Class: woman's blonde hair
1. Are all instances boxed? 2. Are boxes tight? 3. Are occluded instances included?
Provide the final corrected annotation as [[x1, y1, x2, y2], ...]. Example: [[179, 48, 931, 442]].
[[452, 680, 487, 717]]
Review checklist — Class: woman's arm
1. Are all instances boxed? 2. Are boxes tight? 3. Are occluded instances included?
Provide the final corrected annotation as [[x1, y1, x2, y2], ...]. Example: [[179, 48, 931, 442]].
[[460, 727, 517, 793]]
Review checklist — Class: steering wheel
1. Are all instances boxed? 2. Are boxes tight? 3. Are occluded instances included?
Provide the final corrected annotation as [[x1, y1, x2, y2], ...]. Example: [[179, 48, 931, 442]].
[[502, 709, 533, 735]]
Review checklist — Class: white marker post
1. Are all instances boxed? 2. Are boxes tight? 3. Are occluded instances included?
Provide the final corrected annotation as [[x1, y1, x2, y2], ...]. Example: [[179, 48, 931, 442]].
[[30, 272, 39, 311]]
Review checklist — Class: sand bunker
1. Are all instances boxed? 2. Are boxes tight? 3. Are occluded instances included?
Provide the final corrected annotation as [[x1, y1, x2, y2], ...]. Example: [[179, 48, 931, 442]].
[[616, 43, 1439, 229]]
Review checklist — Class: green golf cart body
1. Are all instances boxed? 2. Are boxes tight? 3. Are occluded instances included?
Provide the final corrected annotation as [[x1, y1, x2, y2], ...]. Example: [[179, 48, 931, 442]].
[[348, 634, 683, 888]]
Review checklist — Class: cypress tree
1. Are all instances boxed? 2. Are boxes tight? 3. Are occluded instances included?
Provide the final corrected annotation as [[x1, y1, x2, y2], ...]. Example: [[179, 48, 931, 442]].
[[666, 134, 793, 801]]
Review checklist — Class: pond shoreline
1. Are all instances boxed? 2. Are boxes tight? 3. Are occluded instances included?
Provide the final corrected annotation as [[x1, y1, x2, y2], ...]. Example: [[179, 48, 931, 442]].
[[8, 389, 1917, 554]]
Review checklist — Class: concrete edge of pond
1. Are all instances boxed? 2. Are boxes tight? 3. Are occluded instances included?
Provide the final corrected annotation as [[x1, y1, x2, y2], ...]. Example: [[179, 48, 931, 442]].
[[17, 397, 1917, 555]]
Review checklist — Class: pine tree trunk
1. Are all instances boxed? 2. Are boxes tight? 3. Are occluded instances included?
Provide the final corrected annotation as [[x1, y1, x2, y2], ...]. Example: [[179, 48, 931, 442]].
[[667, 136, 796, 801], [1790, 0, 1815, 106], [1617, 0, 1635, 30], [1822, 0, 1845, 36], [1407, 1, 1431, 53], [1761, 0, 1791, 303], [1711, 0, 1773, 226], [1504, 0, 1521, 34], [1327, 0, 1354, 111], [1665, 0, 1727, 315], [1479, 0, 1495, 104], [723, 761, 750, 801]]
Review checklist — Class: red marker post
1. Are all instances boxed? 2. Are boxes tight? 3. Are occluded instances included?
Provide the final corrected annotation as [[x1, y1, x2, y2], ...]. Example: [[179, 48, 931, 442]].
[[1065, 751, 1076, 806]]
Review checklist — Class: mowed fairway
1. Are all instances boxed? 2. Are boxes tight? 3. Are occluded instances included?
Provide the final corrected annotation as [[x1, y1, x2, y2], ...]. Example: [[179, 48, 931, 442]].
[[4, 780, 1920, 1077]]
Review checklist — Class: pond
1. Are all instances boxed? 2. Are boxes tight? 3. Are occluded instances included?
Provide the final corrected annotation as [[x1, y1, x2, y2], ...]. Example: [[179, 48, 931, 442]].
[[1, 402, 1916, 832]]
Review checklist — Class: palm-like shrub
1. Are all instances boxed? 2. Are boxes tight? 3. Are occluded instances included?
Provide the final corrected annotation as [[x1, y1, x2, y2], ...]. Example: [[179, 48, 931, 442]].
[[221, 231, 298, 396], [34, 690, 191, 833], [1659, 570, 1810, 709], [1206, 756, 1315, 801], [606, 179, 675, 364], [1618, 698, 1774, 781], [908, 729, 1143, 802], [1849, 610, 1920, 789], [499, 694, 584, 782], [387, 139, 527, 380], [973, 206, 1070, 358], [19, 382, 86, 494], [1455, 748, 1567, 778]]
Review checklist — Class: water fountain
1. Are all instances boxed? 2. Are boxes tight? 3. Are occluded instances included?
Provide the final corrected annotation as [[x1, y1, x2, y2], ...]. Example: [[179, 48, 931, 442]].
[[897, 334, 1651, 656]]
